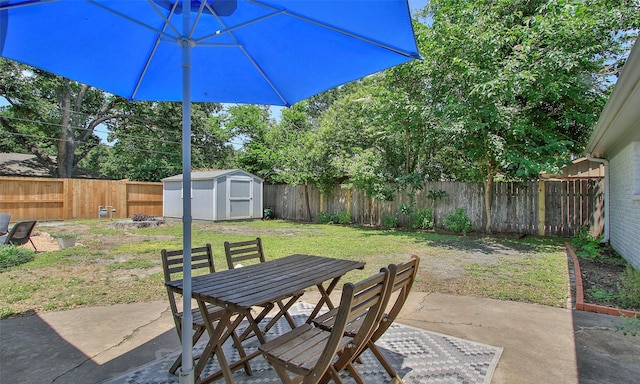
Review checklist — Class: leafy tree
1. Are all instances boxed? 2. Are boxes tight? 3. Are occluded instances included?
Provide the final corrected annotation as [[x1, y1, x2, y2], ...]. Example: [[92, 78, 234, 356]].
[[225, 104, 277, 179], [0, 59, 124, 177], [102, 101, 231, 181], [422, 0, 639, 232]]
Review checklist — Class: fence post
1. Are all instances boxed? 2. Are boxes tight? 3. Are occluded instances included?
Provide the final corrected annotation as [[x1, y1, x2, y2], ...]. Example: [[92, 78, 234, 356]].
[[320, 192, 323, 213], [118, 180, 128, 219], [63, 178, 73, 220], [538, 180, 545, 236]]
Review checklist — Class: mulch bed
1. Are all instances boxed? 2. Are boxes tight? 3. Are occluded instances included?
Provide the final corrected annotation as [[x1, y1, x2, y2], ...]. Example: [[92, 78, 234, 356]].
[[569, 244, 640, 315]]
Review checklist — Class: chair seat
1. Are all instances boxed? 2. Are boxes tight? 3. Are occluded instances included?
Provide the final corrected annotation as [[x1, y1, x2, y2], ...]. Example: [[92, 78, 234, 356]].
[[259, 323, 352, 374], [313, 308, 367, 336], [177, 304, 226, 327]]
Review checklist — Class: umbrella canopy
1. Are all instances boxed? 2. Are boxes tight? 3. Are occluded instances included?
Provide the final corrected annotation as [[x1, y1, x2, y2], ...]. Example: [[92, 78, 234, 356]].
[[1, 0, 420, 106], [1, 1, 419, 382]]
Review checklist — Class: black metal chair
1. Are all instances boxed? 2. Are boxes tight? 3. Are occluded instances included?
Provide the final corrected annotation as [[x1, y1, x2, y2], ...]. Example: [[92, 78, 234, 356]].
[[0, 220, 37, 251]]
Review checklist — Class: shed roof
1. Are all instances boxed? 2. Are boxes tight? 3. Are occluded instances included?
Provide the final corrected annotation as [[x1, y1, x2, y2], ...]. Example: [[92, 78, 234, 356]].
[[161, 169, 263, 182], [539, 157, 605, 180]]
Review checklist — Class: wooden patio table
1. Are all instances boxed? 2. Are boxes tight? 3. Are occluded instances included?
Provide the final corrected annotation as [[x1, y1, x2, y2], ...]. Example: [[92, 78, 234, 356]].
[[165, 254, 365, 384]]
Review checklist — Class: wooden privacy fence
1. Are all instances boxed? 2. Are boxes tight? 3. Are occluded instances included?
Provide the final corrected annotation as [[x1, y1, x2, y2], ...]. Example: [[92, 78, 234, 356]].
[[264, 180, 604, 237], [0, 176, 163, 221]]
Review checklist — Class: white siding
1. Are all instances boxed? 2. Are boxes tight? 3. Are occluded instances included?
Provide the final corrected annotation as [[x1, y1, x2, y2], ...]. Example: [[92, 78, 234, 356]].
[[609, 142, 640, 268]]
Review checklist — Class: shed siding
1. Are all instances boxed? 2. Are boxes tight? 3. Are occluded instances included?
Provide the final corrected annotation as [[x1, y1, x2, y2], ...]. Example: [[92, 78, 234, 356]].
[[216, 176, 228, 219], [609, 142, 640, 269], [162, 170, 263, 221], [254, 178, 263, 217], [193, 179, 214, 221], [163, 181, 183, 218]]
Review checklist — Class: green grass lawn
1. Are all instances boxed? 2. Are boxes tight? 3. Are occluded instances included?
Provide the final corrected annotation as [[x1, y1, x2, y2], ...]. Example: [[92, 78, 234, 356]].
[[0, 219, 570, 318]]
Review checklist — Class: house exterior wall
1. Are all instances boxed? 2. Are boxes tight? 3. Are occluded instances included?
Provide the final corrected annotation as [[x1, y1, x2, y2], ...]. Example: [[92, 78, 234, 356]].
[[608, 142, 640, 269]]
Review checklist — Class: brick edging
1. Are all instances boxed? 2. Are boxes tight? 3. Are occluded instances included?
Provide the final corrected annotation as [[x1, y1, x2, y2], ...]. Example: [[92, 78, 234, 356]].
[[565, 243, 640, 318]]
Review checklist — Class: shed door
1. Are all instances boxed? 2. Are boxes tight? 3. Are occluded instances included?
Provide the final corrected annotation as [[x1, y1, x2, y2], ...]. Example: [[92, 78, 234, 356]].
[[228, 177, 253, 219]]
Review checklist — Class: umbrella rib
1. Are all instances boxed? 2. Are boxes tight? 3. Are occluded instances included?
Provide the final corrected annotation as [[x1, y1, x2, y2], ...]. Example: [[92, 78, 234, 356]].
[[194, 10, 284, 44], [288, 12, 420, 59], [239, 45, 289, 105], [196, 3, 288, 105], [131, 25, 170, 100], [0, 0, 56, 11], [189, 0, 209, 39], [250, 0, 421, 59], [86, 0, 180, 43], [145, 0, 182, 38]]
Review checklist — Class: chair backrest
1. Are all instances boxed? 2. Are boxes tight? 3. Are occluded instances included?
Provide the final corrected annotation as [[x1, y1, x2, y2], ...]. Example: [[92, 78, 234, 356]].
[[371, 255, 420, 342], [3, 220, 37, 246], [161, 244, 215, 315], [224, 237, 266, 269], [0, 213, 10, 234], [313, 268, 391, 380]]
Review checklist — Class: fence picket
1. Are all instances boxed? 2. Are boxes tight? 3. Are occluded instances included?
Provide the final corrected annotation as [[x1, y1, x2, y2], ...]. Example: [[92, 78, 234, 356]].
[[263, 180, 604, 237], [1, 176, 603, 237]]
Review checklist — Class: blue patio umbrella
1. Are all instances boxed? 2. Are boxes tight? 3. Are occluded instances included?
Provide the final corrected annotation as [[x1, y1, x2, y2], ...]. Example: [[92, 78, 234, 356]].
[[0, 0, 420, 381]]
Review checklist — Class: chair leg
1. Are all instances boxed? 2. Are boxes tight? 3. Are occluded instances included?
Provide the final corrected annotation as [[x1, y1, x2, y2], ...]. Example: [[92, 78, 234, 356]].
[[169, 326, 206, 375], [29, 238, 37, 252], [368, 341, 403, 382], [345, 362, 365, 384], [230, 330, 253, 376], [261, 295, 301, 335], [272, 363, 295, 384], [239, 303, 274, 341]]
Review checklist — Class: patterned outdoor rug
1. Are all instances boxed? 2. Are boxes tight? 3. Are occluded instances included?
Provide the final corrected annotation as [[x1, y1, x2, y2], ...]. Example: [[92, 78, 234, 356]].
[[103, 303, 502, 384]]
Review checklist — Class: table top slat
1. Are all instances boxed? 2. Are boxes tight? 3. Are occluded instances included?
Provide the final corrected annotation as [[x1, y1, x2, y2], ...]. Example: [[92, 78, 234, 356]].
[[167, 255, 364, 308]]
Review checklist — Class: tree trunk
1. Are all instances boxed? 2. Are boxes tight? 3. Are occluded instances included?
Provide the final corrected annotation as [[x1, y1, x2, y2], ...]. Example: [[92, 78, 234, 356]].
[[483, 177, 494, 234], [304, 183, 312, 222], [56, 80, 74, 178]]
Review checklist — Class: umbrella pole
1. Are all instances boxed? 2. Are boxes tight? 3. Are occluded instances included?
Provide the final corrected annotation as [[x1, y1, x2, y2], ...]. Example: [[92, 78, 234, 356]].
[[180, 2, 194, 384]]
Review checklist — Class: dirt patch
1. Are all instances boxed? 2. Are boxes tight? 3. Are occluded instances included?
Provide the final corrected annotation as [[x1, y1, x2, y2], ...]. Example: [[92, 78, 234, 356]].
[[28, 231, 61, 253], [577, 248, 637, 311]]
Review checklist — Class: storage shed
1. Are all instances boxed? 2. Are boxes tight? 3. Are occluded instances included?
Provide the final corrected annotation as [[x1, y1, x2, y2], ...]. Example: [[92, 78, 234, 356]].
[[162, 170, 263, 221]]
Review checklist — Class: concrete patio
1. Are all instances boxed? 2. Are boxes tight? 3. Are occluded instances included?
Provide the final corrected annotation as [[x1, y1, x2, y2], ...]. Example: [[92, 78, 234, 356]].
[[1, 292, 638, 383]]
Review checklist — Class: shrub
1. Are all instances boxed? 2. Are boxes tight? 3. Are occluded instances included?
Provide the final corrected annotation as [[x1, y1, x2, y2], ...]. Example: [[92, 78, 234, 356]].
[[316, 212, 334, 224], [571, 226, 592, 249], [615, 315, 640, 337], [382, 215, 398, 229], [577, 242, 602, 261], [572, 226, 602, 261], [618, 265, 640, 310], [411, 208, 434, 230], [0, 245, 35, 270], [335, 210, 351, 225], [443, 208, 472, 234]]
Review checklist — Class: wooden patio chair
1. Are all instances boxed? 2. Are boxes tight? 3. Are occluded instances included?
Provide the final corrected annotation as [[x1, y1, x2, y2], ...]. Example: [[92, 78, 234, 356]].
[[0, 220, 37, 251], [258, 268, 391, 384], [161, 244, 251, 376], [0, 213, 10, 236], [313, 255, 421, 383], [224, 237, 304, 337]]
